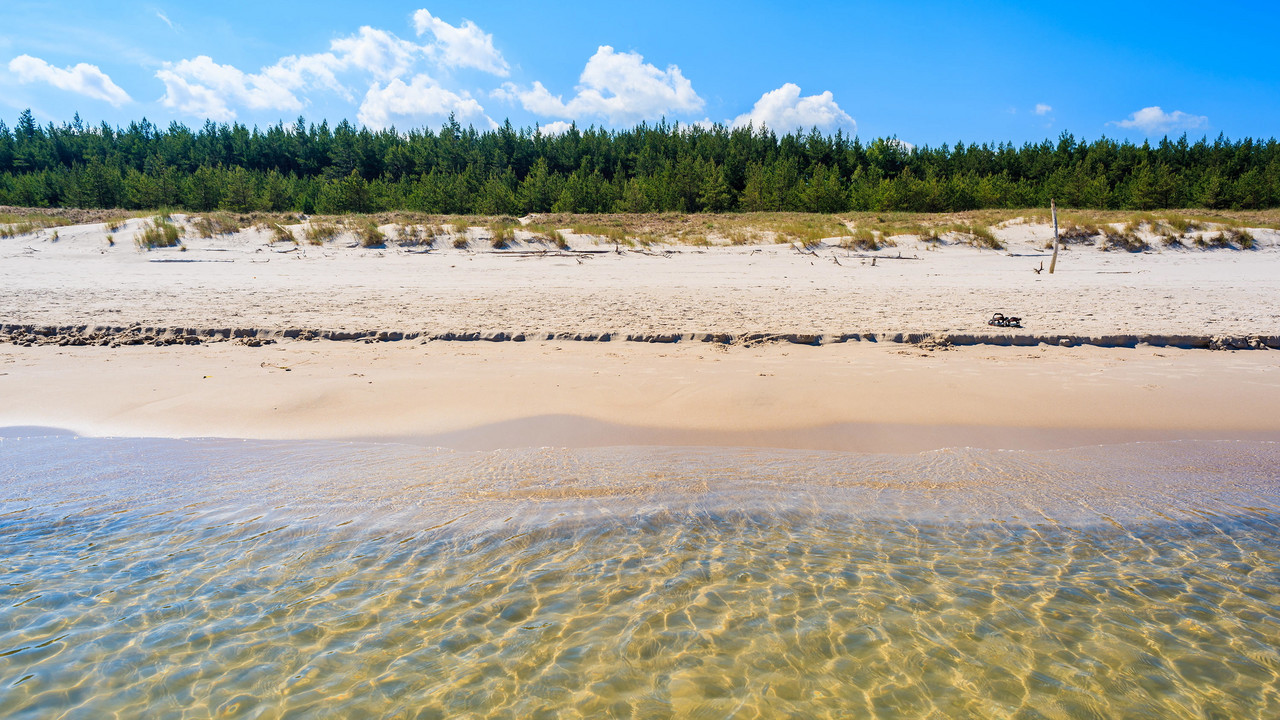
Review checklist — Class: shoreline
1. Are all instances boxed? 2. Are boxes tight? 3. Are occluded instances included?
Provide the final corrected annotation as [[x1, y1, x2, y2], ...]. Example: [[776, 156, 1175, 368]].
[[4, 341, 1278, 452]]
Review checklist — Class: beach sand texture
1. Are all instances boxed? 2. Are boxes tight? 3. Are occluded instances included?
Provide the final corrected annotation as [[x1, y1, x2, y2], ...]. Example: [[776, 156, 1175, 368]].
[[3, 215, 1279, 448]]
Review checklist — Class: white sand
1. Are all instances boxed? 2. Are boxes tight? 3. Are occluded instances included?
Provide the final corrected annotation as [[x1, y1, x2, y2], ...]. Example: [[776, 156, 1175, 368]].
[[3, 216, 1279, 450], [2, 217, 1278, 339]]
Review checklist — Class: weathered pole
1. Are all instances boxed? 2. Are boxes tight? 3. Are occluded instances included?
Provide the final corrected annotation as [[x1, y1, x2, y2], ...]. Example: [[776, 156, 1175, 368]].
[[1048, 199, 1060, 274]]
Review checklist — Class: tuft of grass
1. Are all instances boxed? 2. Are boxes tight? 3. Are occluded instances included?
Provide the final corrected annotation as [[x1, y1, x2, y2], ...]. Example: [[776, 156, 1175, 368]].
[[304, 222, 340, 245], [452, 236, 469, 249], [396, 223, 432, 247], [1101, 230, 1149, 253], [271, 224, 296, 244], [106, 234, 115, 246], [356, 222, 385, 248], [945, 223, 1001, 249], [104, 216, 129, 232], [1235, 228, 1256, 249], [135, 216, 183, 249], [488, 223, 516, 249], [1060, 224, 1098, 244], [1196, 228, 1255, 250], [841, 227, 880, 251], [191, 212, 244, 238]]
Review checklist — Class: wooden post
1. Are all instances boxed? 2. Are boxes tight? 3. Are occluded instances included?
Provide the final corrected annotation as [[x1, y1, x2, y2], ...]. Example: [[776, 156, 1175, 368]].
[[1048, 199, 1060, 274]]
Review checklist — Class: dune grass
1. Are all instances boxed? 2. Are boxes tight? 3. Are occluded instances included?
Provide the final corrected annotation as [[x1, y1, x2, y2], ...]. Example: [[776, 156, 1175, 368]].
[[356, 222, 385, 248], [190, 212, 245, 238], [0, 212, 72, 238], [488, 223, 516, 249], [304, 222, 341, 245], [135, 216, 183, 249]]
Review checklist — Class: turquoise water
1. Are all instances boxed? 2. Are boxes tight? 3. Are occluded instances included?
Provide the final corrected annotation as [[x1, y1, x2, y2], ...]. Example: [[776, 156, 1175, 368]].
[[2, 436, 1279, 718]]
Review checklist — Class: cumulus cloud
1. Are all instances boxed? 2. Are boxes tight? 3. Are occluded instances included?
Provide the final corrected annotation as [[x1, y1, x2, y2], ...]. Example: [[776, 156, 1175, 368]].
[[157, 56, 304, 121], [155, 15, 514, 122], [157, 25, 428, 120], [8, 54, 131, 106], [357, 74, 492, 130], [1034, 103, 1052, 115], [330, 26, 421, 81], [413, 9, 509, 76], [499, 46, 702, 125], [1111, 106, 1207, 134], [731, 83, 853, 133], [538, 120, 574, 136]]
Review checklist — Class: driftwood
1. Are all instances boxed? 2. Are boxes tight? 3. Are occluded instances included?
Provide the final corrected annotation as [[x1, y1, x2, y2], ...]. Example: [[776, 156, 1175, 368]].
[[842, 253, 920, 260], [482, 249, 597, 258]]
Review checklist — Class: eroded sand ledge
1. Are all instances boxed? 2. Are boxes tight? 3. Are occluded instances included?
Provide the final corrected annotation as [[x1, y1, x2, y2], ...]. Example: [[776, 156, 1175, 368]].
[[3, 324, 1278, 350]]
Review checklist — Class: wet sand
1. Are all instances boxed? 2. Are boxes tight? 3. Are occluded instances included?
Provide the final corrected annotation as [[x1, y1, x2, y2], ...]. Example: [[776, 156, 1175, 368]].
[[3, 341, 1278, 451]]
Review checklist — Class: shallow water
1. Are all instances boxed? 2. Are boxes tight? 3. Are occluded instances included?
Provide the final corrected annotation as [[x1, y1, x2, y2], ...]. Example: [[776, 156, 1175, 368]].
[[2, 436, 1279, 718]]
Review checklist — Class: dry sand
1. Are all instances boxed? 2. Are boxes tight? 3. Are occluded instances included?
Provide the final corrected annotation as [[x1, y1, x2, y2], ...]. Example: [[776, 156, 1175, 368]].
[[3, 216, 1279, 450]]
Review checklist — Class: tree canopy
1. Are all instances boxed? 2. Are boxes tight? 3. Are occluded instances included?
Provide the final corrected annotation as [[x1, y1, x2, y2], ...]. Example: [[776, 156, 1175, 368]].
[[1, 110, 1277, 214]]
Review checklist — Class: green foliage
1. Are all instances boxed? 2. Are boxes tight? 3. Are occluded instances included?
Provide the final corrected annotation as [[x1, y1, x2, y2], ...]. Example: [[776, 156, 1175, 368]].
[[0, 111, 1278, 214], [135, 216, 183, 249]]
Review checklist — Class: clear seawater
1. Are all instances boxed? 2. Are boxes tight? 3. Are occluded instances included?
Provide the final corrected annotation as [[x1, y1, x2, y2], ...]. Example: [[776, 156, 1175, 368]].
[[1, 434, 1278, 719]]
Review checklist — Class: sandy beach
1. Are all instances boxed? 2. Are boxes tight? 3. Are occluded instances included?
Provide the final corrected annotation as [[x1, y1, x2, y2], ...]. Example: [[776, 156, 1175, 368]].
[[3, 214, 1279, 450]]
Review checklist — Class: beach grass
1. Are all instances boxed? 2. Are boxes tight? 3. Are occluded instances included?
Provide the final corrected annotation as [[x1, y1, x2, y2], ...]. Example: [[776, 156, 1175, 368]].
[[135, 216, 183, 249]]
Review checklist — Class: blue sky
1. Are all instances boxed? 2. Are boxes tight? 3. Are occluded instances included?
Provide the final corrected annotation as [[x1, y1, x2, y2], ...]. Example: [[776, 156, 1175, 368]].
[[1, 0, 1276, 145]]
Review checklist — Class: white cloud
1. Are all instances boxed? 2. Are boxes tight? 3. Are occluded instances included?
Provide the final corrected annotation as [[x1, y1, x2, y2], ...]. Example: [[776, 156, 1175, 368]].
[[1111, 106, 1207, 134], [8, 54, 131, 106], [157, 56, 303, 121], [357, 74, 493, 130], [500, 46, 702, 125], [262, 52, 348, 98], [1034, 103, 1052, 115], [538, 120, 573, 136], [413, 9, 509, 76], [330, 26, 421, 81], [156, 11, 176, 30], [731, 83, 853, 133]]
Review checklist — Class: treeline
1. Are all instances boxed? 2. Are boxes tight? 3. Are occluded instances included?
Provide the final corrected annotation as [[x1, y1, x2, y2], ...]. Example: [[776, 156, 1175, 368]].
[[1, 109, 1278, 214]]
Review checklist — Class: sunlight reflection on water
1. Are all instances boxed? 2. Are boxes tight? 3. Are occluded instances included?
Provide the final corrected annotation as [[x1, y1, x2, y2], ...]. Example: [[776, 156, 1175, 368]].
[[1, 436, 1278, 718]]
